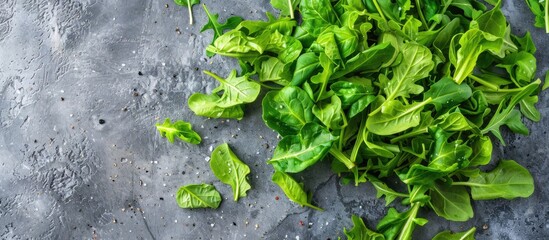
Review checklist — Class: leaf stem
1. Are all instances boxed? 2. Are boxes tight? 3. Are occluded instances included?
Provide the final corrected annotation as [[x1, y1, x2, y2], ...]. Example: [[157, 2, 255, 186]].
[[545, 0, 549, 33], [329, 147, 356, 169], [397, 203, 421, 240], [288, 0, 295, 19], [188, 1, 193, 25], [372, 0, 387, 22], [414, 0, 429, 30], [468, 74, 499, 90], [203, 70, 227, 84]]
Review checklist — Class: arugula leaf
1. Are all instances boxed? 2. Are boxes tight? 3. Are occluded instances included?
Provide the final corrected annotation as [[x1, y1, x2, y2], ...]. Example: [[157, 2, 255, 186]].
[[271, 171, 323, 210], [525, 0, 549, 33], [204, 70, 261, 108], [175, 184, 222, 209], [432, 227, 476, 240], [376, 204, 427, 240], [174, 0, 200, 25], [201, 4, 243, 57], [424, 77, 472, 113], [188, 93, 244, 120], [344, 215, 385, 240], [268, 122, 338, 173], [210, 143, 251, 201], [156, 118, 201, 144], [455, 160, 534, 200]]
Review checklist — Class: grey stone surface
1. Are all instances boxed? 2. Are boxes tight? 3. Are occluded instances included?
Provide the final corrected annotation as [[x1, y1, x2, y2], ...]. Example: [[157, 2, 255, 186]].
[[0, 0, 547, 239]]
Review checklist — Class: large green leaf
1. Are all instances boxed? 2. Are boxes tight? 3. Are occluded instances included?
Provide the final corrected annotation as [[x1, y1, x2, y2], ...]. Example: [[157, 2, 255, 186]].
[[175, 184, 222, 209], [262, 86, 315, 136], [210, 143, 251, 201], [366, 99, 432, 136], [268, 122, 337, 173], [429, 182, 473, 221], [464, 160, 534, 200], [424, 77, 472, 113]]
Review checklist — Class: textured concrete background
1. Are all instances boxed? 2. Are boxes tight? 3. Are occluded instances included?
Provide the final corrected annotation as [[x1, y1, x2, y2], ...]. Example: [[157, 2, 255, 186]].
[[0, 0, 547, 239]]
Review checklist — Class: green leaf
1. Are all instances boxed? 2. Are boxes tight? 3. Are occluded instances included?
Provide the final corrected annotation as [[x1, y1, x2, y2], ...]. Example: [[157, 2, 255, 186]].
[[313, 95, 345, 130], [300, 0, 338, 37], [174, 0, 200, 25], [290, 52, 320, 86], [188, 93, 244, 120], [382, 42, 434, 102], [330, 42, 396, 80], [201, 5, 243, 57], [519, 95, 541, 122], [366, 98, 432, 136], [210, 143, 251, 201], [344, 215, 385, 240], [452, 29, 503, 84], [429, 182, 473, 222], [271, 171, 323, 210], [469, 136, 492, 167], [497, 51, 537, 87], [377, 204, 426, 240], [156, 118, 201, 144], [270, 0, 299, 18], [462, 160, 534, 200], [269, 122, 338, 173], [262, 86, 315, 136], [432, 227, 476, 240], [368, 175, 408, 206], [470, 3, 506, 38], [257, 56, 292, 85], [205, 70, 261, 108], [429, 128, 472, 171], [175, 184, 221, 209], [544, 70, 549, 91], [424, 77, 472, 113]]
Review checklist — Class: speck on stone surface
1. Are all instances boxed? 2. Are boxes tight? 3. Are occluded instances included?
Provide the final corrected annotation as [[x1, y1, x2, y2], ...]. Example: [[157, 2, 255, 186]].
[[0, 1, 547, 240]]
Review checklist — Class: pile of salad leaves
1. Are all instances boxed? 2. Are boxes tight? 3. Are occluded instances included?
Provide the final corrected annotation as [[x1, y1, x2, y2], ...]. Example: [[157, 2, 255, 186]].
[[160, 0, 549, 239]]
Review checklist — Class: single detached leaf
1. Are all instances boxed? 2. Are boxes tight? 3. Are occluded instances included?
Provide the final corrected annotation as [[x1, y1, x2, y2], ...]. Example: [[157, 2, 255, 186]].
[[466, 160, 534, 200], [156, 118, 201, 144], [432, 227, 476, 240], [188, 93, 244, 120], [174, 0, 200, 25], [201, 4, 243, 56], [429, 183, 474, 222], [205, 70, 261, 108], [210, 143, 251, 201], [262, 86, 315, 136], [175, 183, 222, 209], [344, 215, 385, 240], [271, 171, 323, 210], [269, 122, 338, 173]]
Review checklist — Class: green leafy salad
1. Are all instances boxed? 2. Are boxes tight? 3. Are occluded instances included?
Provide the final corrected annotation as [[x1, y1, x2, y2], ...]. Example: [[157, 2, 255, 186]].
[[158, 0, 549, 239]]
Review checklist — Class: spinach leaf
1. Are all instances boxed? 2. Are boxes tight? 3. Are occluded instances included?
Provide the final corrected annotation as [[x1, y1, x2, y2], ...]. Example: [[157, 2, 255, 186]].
[[210, 143, 251, 201], [468, 136, 492, 167], [429, 182, 473, 221], [423, 77, 472, 113], [313, 95, 345, 130], [300, 0, 339, 37], [174, 0, 200, 25], [262, 86, 315, 136], [366, 98, 432, 136], [201, 4, 243, 57], [271, 171, 323, 210], [188, 93, 244, 120], [269, 122, 338, 173], [330, 42, 395, 80], [291, 52, 320, 86], [344, 215, 385, 240], [156, 118, 201, 144], [257, 56, 292, 85], [175, 184, 222, 209], [432, 227, 476, 240], [456, 160, 534, 200]]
